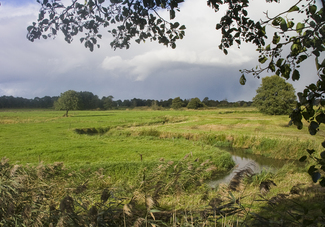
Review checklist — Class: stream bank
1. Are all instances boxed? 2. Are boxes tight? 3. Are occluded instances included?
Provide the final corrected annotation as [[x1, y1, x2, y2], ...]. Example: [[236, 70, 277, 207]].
[[209, 147, 299, 188]]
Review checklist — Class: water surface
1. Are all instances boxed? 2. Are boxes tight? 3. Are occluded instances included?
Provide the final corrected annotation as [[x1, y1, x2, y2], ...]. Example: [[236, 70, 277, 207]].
[[209, 147, 293, 188]]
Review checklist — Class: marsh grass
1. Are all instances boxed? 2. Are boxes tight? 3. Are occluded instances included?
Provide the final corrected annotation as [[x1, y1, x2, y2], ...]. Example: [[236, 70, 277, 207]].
[[0, 154, 324, 227]]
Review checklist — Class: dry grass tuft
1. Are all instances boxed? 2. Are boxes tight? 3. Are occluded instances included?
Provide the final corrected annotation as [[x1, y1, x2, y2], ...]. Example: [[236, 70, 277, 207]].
[[146, 196, 155, 209], [123, 204, 133, 216], [134, 217, 145, 227]]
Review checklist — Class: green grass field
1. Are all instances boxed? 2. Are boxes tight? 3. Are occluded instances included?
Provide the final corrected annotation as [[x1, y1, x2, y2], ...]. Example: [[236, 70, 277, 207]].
[[0, 107, 322, 165], [1, 107, 324, 226]]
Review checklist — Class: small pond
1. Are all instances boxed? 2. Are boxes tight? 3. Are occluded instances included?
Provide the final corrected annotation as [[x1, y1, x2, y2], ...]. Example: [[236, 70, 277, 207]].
[[208, 147, 297, 188]]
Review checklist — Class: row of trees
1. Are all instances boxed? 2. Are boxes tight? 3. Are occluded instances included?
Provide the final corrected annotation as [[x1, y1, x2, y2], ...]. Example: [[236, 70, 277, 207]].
[[0, 91, 252, 110], [0, 95, 58, 109], [0, 75, 297, 116]]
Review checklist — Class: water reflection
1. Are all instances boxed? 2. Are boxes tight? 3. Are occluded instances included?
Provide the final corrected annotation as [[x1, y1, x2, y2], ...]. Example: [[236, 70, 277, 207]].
[[208, 147, 291, 188]]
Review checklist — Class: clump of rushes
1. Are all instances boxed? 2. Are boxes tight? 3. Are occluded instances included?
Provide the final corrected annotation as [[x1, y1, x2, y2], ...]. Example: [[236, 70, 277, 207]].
[[0, 154, 227, 226], [1, 156, 325, 226]]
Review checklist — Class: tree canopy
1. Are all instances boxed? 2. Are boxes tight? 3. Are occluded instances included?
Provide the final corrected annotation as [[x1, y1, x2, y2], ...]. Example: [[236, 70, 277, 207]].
[[54, 90, 80, 116], [187, 97, 204, 109], [171, 97, 184, 109], [253, 75, 297, 115], [27, 0, 186, 50]]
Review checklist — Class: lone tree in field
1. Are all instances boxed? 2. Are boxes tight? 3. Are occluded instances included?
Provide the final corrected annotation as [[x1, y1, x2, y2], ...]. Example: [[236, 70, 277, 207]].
[[55, 90, 80, 117], [253, 75, 296, 115]]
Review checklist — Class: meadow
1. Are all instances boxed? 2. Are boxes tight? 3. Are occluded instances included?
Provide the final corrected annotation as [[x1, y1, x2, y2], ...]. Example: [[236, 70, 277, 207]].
[[0, 107, 323, 167], [1, 107, 324, 226]]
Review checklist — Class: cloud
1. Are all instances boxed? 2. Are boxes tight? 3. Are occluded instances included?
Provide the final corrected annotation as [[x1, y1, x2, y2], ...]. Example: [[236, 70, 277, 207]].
[[0, 0, 320, 102], [101, 44, 254, 81]]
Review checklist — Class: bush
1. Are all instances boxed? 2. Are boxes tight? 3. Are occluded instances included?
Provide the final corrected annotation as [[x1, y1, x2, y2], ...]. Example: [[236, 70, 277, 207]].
[[187, 97, 204, 109]]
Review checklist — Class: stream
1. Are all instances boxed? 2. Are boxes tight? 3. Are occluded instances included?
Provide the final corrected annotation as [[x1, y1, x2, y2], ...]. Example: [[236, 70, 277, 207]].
[[208, 147, 295, 188]]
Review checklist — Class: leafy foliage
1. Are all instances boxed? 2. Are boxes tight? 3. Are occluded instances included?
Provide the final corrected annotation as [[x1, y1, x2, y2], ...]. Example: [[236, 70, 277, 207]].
[[171, 96, 184, 109], [27, 0, 186, 51], [54, 90, 80, 116], [186, 97, 204, 109], [207, 0, 325, 83], [253, 75, 297, 115]]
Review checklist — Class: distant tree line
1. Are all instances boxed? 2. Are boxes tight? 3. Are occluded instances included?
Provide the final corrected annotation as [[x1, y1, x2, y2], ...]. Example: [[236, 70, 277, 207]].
[[0, 92, 252, 110], [0, 96, 59, 109]]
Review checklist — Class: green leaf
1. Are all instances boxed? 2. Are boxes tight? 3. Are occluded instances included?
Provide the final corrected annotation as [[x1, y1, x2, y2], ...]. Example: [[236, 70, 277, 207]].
[[170, 9, 175, 20], [272, 33, 280, 44], [265, 44, 270, 51], [292, 69, 300, 81], [308, 165, 317, 175], [276, 58, 284, 67], [280, 18, 288, 31], [179, 25, 186, 30], [223, 49, 228, 55], [316, 57, 320, 70], [299, 155, 307, 162], [307, 149, 316, 155], [288, 5, 299, 12], [316, 113, 325, 124], [172, 22, 180, 28], [269, 62, 275, 72], [309, 5, 317, 14], [296, 22, 304, 34], [239, 74, 246, 85], [27, 26, 34, 32], [287, 21, 294, 28], [296, 121, 303, 130], [272, 17, 282, 26], [308, 121, 319, 135], [312, 172, 321, 183], [310, 21, 316, 28], [258, 56, 268, 64], [313, 50, 320, 57], [297, 55, 307, 64]]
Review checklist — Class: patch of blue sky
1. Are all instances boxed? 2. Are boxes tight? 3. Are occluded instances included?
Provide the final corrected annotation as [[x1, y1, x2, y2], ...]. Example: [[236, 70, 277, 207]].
[[1, 0, 37, 6]]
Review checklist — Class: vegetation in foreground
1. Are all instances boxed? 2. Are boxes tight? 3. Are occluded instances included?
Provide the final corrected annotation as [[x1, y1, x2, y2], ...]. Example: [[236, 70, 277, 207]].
[[1, 155, 324, 226]]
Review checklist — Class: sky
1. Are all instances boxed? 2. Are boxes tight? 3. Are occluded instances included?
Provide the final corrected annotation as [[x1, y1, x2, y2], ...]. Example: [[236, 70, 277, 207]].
[[0, 0, 320, 102]]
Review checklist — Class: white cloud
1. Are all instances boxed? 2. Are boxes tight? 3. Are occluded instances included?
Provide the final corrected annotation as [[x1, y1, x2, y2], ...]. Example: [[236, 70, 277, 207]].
[[0, 2, 39, 19], [101, 56, 124, 71]]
